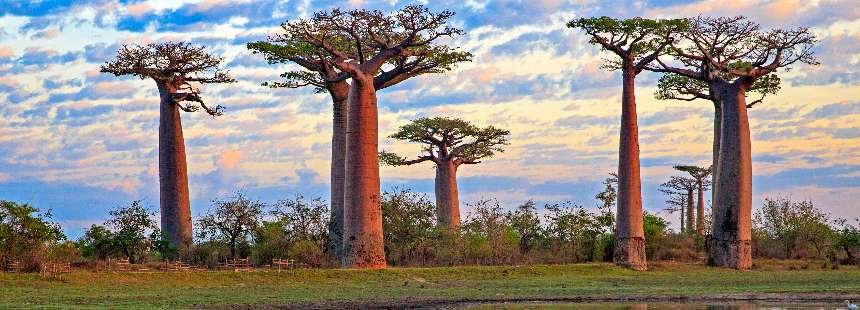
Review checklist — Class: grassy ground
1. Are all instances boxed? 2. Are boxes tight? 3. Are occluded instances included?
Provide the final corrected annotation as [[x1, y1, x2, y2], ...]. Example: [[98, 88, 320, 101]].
[[1, 260, 858, 309]]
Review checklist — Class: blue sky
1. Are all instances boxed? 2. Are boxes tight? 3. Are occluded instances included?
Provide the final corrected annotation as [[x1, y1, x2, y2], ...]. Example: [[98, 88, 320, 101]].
[[1, 0, 859, 238]]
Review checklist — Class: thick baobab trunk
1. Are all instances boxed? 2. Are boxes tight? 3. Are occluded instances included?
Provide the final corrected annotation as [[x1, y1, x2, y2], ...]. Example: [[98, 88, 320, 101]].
[[696, 181, 705, 237], [327, 82, 349, 261], [686, 189, 695, 234], [710, 101, 721, 228], [613, 68, 647, 271], [157, 82, 193, 250], [435, 160, 460, 229], [341, 76, 386, 269], [708, 80, 752, 269]]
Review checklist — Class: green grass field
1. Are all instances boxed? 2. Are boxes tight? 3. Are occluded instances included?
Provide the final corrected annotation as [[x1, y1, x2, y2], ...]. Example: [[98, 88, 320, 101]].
[[1, 261, 858, 309]]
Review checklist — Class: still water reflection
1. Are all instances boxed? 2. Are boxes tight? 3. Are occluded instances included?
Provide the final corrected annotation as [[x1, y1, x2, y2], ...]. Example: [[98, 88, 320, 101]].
[[465, 302, 842, 309]]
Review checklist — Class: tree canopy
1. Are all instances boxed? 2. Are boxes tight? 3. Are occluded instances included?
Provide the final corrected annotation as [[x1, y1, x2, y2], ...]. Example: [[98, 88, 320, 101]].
[[379, 117, 509, 167], [100, 41, 236, 115], [648, 16, 818, 86], [258, 5, 472, 84], [567, 16, 688, 72], [656, 72, 781, 107], [674, 165, 713, 184]]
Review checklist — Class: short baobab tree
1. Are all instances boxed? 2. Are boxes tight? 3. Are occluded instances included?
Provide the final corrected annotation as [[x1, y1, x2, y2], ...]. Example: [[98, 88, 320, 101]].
[[648, 16, 817, 269], [289, 5, 470, 268], [101, 42, 235, 250], [379, 117, 509, 229], [659, 176, 697, 234], [567, 16, 687, 271], [246, 17, 470, 260], [674, 165, 712, 237]]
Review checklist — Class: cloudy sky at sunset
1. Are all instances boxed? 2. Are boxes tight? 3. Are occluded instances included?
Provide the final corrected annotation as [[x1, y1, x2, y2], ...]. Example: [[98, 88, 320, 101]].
[[1, 0, 858, 237]]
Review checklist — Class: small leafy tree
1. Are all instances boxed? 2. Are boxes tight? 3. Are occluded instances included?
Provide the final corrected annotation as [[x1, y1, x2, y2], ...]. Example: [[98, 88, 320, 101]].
[[0, 201, 65, 268], [462, 200, 519, 265], [197, 192, 264, 259], [507, 200, 544, 255], [833, 218, 860, 264], [643, 212, 669, 260], [380, 117, 509, 229], [544, 202, 613, 262], [753, 198, 833, 258], [594, 173, 618, 232], [105, 201, 158, 263], [380, 187, 436, 266], [78, 225, 115, 260]]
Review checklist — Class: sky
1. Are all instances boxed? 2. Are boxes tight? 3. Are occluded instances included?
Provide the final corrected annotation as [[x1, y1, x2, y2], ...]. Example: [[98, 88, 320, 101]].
[[0, 0, 859, 238]]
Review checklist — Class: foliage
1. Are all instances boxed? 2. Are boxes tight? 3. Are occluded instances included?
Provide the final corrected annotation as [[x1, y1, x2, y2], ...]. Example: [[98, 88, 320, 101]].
[[100, 41, 235, 115], [77, 224, 115, 260], [643, 213, 669, 260], [507, 200, 544, 255], [260, 4, 472, 87], [649, 16, 818, 90], [0, 201, 66, 253], [0, 201, 65, 269], [753, 197, 834, 259], [461, 200, 520, 265], [380, 187, 436, 265], [247, 4, 473, 92], [833, 218, 860, 264], [655, 71, 781, 106], [105, 200, 159, 263], [251, 196, 329, 266], [380, 117, 510, 167], [197, 192, 265, 259], [544, 202, 613, 262], [567, 16, 688, 71]]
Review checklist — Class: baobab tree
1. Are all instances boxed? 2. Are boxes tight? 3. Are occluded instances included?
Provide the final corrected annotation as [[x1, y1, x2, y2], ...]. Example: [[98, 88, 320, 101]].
[[287, 5, 469, 268], [659, 176, 697, 234], [659, 189, 687, 232], [648, 16, 817, 269], [247, 18, 469, 261], [379, 117, 509, 229], [101, 42, 235, 250], [674, 165, 712, 237], [655, 71, 779, 213], [567, 16, 687, 270]]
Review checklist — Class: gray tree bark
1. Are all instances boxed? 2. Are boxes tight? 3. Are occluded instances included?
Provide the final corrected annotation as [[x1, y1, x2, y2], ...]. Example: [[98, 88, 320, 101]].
[[697, 180, 705, 237], [327, 81, 349, 261], [613, 67, 647, 271], [708, 79, 753, 269], [686, 189, 695, 234], [157, 82, 192, 250], [711, 100, 721, 231], [341, 75, 386, 269], [435, 160, 460, 229]]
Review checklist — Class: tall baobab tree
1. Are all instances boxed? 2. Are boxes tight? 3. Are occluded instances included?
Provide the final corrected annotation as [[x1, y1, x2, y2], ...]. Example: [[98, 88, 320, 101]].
[[656, 71, 779, 214], [674, 165, 712, 237], [101, 42, 235, 250], [287, 5, 469, 268], [247, 21, 469, 261], [567, 16, 687, 270], [379, 117, 509, 229], [660, 176, 697, 234], [648, 16, 817, 269]]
